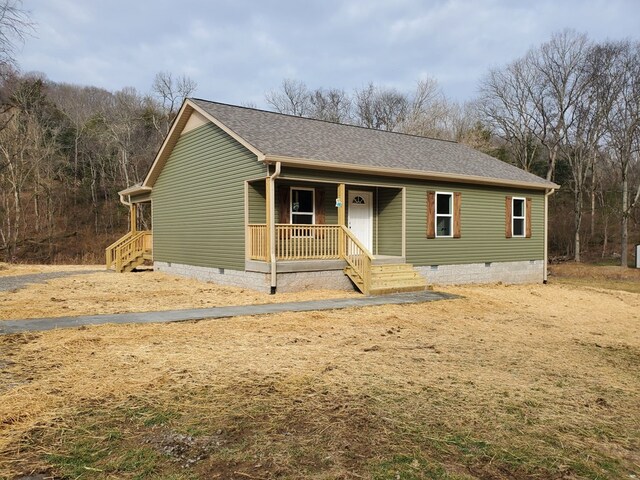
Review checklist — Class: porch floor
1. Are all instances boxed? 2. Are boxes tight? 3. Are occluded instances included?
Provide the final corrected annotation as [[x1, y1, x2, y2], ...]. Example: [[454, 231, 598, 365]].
[[372, 255, 406, 265]]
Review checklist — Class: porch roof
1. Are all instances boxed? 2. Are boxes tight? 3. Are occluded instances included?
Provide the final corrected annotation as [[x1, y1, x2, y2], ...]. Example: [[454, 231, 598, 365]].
[[191, 98, 558, 190]]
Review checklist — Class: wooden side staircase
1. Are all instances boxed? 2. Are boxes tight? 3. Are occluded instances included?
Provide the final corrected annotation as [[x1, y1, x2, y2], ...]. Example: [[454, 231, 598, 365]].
[[106, 231, 152, 273], [340, 226, 427, 295]]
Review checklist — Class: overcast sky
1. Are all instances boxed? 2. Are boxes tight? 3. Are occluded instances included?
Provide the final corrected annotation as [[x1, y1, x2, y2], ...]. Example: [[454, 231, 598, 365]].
[[17, 0, 640, 107]]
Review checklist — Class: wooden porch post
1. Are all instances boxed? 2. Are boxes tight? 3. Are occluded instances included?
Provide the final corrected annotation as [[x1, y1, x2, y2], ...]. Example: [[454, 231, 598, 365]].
[[337, 184, 346, 226], [337, 183, 346, 257], [130, 203, 137, 233]]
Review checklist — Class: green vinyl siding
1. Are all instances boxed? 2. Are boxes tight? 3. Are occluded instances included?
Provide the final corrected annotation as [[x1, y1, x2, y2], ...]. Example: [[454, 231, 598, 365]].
[[248, 181, 266, 224], [152, 122, 264, 270], [377, 188, 403, 256], [280, 167, 545, 266]]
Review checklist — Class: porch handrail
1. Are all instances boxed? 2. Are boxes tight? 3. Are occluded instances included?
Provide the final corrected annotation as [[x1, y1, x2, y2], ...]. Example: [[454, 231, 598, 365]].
[[114, 231, 152, 272], [275, 224, 342, 260], [106, 231, 135, 269], [340, 225, 374, 294]]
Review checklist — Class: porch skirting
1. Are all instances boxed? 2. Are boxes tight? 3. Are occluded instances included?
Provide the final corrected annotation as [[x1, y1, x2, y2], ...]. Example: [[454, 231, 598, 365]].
[[415, 260, 544, 285], [154, 261, 355, 293]]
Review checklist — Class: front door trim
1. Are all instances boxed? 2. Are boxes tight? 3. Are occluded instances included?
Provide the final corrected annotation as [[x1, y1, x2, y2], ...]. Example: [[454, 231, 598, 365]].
[[348, 190, 373, 252]]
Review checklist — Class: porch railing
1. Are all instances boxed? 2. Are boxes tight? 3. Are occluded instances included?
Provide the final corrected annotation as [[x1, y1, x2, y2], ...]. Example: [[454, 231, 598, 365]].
[[248, 224, 268, 261], [340, 225, 374, 293], [275, 224, 342, 260], [247, 223, 374, 292], [114, 231, 152, 272], [106, 231, 135, 269]]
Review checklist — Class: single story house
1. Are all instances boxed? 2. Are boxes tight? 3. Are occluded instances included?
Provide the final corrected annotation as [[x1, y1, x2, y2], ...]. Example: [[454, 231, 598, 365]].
[[106, 98, 558, 294]]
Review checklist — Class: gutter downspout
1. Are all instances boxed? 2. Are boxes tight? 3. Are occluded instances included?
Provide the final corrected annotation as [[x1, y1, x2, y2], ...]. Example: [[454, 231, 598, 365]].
[[543, 188, 555, 284], [268, 162, 282, 294], [119, 193, 131, 207]]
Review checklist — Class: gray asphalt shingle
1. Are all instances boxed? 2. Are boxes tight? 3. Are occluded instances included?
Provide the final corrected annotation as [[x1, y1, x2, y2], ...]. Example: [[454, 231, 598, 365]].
[[191, 99, 555, 188]]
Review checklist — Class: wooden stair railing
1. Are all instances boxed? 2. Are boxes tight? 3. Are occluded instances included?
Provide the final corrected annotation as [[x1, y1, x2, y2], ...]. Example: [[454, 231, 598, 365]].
[[340, 225, 374, 294], [106, 231, 135, 269], [108, 231, 152, 272]]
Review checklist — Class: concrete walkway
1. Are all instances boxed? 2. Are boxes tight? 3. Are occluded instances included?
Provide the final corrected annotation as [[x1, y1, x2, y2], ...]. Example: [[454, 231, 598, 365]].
[[0, 291, 459, 335]]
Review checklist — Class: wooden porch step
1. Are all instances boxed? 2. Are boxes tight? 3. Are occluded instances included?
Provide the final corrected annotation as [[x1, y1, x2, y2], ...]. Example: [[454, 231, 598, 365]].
[[345, 263, 427, 295], [121, 249, 153, 273]]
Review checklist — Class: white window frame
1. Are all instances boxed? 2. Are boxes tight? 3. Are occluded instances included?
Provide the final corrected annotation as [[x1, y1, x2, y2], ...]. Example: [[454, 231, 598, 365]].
[[290, 186, 315, 228], [435, 191, 453, 238], [512, 197, 526, 238]]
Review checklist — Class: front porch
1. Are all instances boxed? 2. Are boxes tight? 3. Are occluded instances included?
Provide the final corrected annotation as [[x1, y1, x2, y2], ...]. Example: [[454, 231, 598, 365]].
[[246, 179, 426, 295]]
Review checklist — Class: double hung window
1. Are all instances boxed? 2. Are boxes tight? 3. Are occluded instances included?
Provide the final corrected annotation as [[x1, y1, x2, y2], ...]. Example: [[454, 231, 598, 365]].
[[512, 197, 525, 237], [290, 187, 314, 225], [435, 192, 453, 237]]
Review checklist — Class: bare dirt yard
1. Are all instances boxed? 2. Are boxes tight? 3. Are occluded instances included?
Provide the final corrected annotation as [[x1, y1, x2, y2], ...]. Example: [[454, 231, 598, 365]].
[[0, 263, 358, 320], [0, 263, 638, 479]]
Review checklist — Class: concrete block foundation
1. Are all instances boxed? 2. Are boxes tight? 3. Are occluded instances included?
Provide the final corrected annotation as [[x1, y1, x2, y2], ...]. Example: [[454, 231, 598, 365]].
[[415, 260, 544, 285], [154, 259, 544, 293]]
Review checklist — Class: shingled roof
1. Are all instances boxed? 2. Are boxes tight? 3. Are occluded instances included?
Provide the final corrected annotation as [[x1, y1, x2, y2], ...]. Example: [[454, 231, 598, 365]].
[[187, 99, 556, 189]]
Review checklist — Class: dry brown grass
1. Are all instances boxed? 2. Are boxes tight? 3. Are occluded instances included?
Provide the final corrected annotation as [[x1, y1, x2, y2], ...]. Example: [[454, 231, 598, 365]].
[[0, 262, 99, 277], [0, 267, 358, 320], [0, 280, 638, 479], [550, 262, 640, 294]]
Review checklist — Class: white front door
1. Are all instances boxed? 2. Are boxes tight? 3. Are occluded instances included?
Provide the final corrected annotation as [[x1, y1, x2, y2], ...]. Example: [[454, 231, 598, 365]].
[[348, 190, 373, 252]]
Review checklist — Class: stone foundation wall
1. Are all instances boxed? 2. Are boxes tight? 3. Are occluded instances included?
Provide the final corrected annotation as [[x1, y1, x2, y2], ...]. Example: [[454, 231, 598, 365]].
[[155, 260, 544, 293], [154, 261, 355, 293], [414, 260, 544, 285], [154, 262, 271, 292]]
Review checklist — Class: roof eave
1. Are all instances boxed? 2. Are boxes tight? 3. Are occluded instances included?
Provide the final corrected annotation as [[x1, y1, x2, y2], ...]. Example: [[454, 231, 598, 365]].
[[118, 185, 152, 196], [263, 155, 559, 191]]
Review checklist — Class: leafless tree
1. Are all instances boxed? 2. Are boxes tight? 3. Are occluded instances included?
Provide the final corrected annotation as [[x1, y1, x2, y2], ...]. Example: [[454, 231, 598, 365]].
[[151, 71, 197, 135], [400, 78, 451, 138], [352, 83, 409, 131], [0, 0, 32, 70], [600, 41, 640, 266], [478, 58, 542, 172], [526, 30, 592, 182], [309, 88, 351, 123], [265, 79, 311, 116]]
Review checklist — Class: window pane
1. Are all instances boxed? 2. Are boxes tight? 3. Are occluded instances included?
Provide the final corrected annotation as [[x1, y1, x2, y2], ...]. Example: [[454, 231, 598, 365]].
[[437, 217, 451, 236], [513, 218, 524, 236], [513, 198, 524, 217], [292, 189, 313, 213], [292, 214, 313, 225], [437, 193, 451, 214]]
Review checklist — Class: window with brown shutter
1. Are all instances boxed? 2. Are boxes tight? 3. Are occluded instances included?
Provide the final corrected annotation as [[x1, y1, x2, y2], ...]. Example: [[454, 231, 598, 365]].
[[427, 191, 460, 238]]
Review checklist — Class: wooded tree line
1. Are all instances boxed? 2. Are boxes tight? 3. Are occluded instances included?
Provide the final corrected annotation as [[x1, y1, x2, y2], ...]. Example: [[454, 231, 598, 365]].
[[0, 0, 638, 266], [0, 67, 196, 261]]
